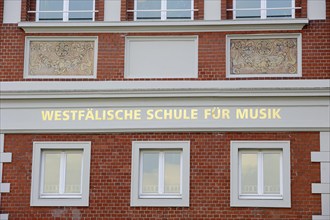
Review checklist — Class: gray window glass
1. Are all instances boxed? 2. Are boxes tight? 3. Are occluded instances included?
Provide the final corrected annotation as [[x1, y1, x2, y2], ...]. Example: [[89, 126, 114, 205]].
[[39, 0, 63, 20]]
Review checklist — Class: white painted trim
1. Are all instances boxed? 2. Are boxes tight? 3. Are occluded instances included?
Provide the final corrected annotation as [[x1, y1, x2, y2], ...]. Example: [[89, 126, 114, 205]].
[[311, 152, 330, 162], [0, 153, 12, 163], [18, 19, 309, 33], [308, 0, 326, 20], [231, 141, 291, 207], [3, 0, 22, 23], [30, 142, 91, 206], [104, 0, 121, 21], [312, 132, 330, 218], [24, 36, 98, 79], [312, 216, 330, 220], [320, 132, 330, 151], [204, 0, 221, 20], [131, 141, 190, 207], [226, 34, 302, 78], [0, 134, 9, 220], [312, 183, 330, 194], [0, 214, 9, 220], [322, 194, 330, 215], [0, 183, 10, 193], [321, 163, 330, 183], [1, 80, 329, 100]]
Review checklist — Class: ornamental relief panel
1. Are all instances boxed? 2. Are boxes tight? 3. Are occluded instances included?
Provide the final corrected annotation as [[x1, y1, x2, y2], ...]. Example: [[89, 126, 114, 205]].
[[230, 38, 298, 75], [28, 40, 95, 76]]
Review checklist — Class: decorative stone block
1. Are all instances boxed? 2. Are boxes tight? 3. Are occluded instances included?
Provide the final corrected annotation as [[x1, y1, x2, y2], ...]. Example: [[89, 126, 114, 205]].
[[228, 36, 301, 77], [25, 37, 97, 78]]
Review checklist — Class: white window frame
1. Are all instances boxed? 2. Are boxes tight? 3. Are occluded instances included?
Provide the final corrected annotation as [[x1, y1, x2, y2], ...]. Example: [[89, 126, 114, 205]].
[[230, 141, 291, 208], [24, 36, 98, 79], [226, 34, 302, 78], [133, 0, 194, 21], [131, 141, 190, 207], [31, 142, 91, 206], [36, 0, 96, 21], [233, 0, 295, 19], [238, 150, 283, 199], [139, 150, 183, 198], [40, 150, 83, 199]]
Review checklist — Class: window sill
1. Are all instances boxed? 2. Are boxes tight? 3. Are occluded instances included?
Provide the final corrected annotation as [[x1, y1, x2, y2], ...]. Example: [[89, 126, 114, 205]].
[[40, 195, 82, 199], [18, 19, 308, 33], [139, 195, 182, 199], [239, 196, 283, 200]]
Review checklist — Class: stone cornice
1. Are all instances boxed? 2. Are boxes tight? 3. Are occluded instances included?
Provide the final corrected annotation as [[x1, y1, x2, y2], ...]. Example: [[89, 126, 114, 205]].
[[0, 80, 329, 99], [18, 19, 309, 33]]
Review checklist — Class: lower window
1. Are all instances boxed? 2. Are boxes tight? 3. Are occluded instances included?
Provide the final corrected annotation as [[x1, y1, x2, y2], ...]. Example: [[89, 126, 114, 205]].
[[41, 150, 83, 198], [231, 141, 291, 207], [31, 142, 91, 206], [239, 150, 282, 199], [131, 141, 190, 207], [140, 150, 182, 198]]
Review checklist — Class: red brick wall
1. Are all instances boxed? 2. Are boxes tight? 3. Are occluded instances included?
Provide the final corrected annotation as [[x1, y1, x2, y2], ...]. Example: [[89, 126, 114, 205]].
[[1, 132, 321, 219], [1, 1, 329, 81], [1, 21, 330, 81]]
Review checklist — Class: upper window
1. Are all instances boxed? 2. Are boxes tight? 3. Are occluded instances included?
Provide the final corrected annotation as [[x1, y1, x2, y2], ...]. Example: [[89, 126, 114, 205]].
[[36, 0, 95, 21], [131, 141, 190, 207], [134, 0, 194, 20], [230, 141, 291, 207], [31, 142, 91, 206], [233, 0, 295, 19]]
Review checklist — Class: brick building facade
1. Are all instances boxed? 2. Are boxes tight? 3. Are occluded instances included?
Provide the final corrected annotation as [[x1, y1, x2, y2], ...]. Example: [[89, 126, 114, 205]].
[[0, 0, 329, 219]]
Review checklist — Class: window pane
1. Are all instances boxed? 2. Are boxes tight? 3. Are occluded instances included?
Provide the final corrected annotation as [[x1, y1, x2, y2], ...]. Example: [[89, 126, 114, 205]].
[[39, 0, 63, 20], [236, 0, 261, 18], [136, 0, 161, 19], [142, 152, 159, 193], [241, 153, 258, 194], [167, 0, 191, 19], [263, 153, 281, 194], [65, 152, 83, 193], [267, 0, 292, 18], [43, 152, 61, 193], [69, 0, 93, 20], [164, 152, 181, 193]]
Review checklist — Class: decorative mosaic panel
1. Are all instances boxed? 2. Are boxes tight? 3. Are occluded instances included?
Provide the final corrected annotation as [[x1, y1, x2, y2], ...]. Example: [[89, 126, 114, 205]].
[[28, 40, 95, 76], [230, 38, 298, 75]]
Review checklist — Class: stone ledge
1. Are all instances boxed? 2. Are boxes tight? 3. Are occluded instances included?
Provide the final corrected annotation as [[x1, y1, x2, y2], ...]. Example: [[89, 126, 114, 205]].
[[18, 19, 309, 33]]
